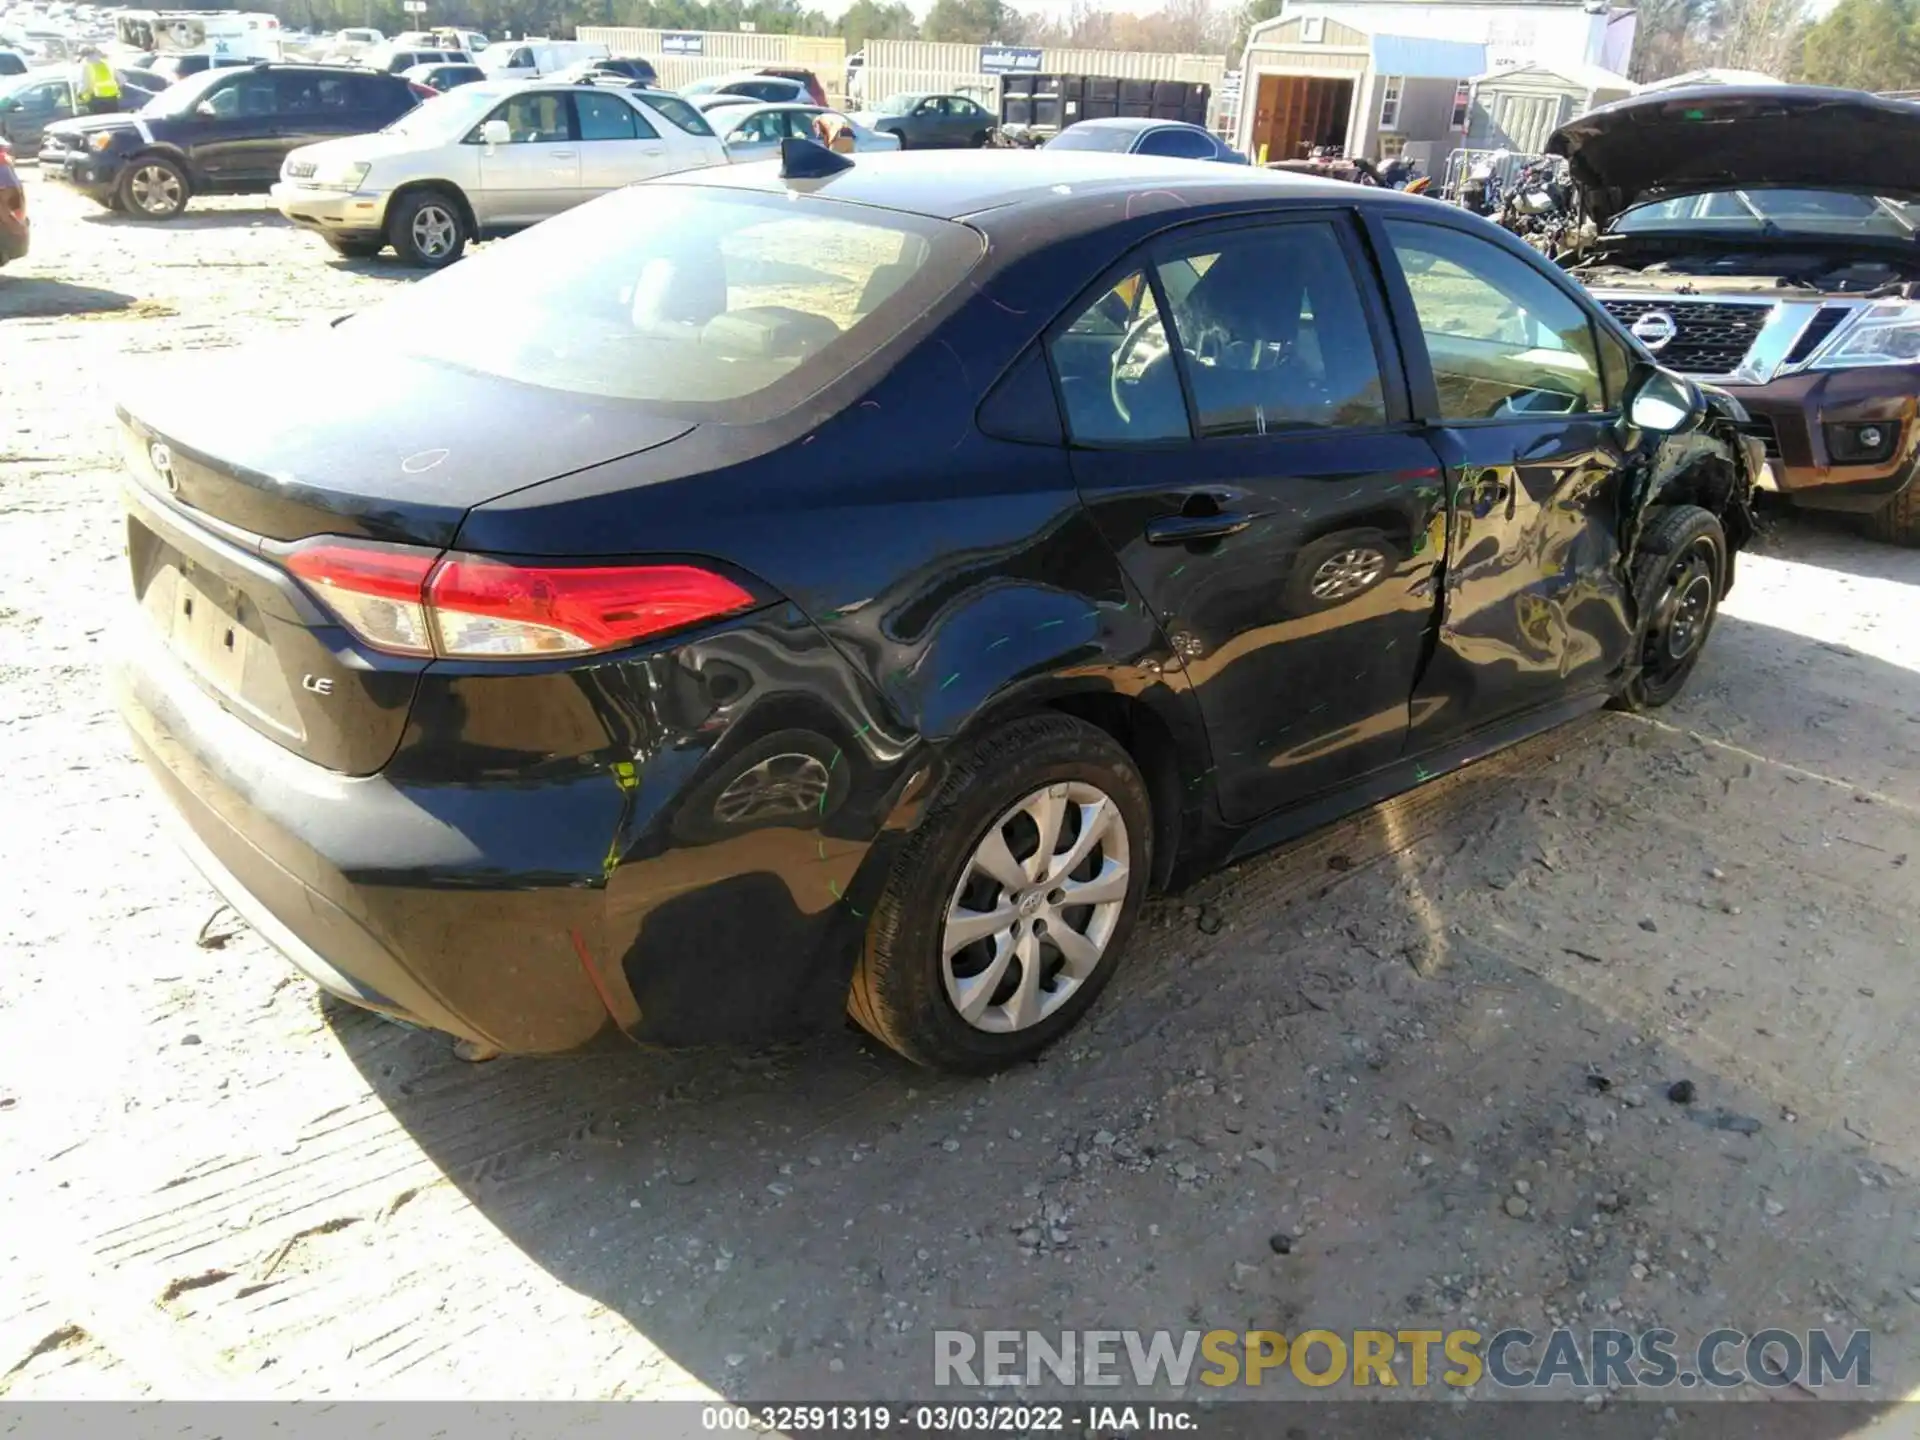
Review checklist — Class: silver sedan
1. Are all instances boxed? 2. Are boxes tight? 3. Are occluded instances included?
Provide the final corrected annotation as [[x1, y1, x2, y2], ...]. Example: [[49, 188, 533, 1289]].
[[716, 103, 902, 162]]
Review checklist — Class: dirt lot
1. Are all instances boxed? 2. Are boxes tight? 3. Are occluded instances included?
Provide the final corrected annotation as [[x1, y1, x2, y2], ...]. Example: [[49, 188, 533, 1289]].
[[3, 170, 1920, 1417]]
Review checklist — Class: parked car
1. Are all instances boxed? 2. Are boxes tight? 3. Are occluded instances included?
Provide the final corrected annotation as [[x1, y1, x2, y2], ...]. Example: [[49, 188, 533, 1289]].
[[476, 39, 605, 81], [0, 47, 27, 75], [117, 150, 1757, 1072], [273, 81, 724, 265], [1553, 85, 1920, 545], [0, 137, 25, 264], [1047, 116, 1245, 163], [685, 92, 758, 117], [549, 55, 656, 87], [0, 66, 159, 155], [715, 102, 899, 161], [148, 51, 250, 84], [401, 60, 481, 94], [41, 63, 421, 219], [368, 46, 468, 75], [855, 91, 997, 149], [681, 71, 808, 105]]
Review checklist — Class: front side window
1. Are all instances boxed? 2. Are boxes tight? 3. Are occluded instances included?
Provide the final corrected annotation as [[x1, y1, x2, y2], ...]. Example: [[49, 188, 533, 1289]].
[[1385, 219, 1603, 420], [730, 111, 781, 143], [1155, 223, 1387, 437], [1378, 75, 1403, 130], [487, 91, 570, 143], [1049, 271, 1189, 445], [576, 90, 652, 140]]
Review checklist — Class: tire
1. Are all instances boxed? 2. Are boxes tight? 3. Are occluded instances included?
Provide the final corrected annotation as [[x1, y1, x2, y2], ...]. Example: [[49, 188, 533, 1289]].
[[849, 714, 1153, 1073], [1610, 505, 1726, 712], [323, 235, 384, 260], [1863, 483, 1920, 547], [1285, 527, 1400, 615], [970, 129, 990, 148], [116, 156, 189, 220], [387, 188, 467, 269]]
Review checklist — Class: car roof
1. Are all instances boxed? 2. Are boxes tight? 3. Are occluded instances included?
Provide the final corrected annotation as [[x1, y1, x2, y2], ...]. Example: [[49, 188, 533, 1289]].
[[670, 147, 1356, 223], [1073, 117, 1204, 134]]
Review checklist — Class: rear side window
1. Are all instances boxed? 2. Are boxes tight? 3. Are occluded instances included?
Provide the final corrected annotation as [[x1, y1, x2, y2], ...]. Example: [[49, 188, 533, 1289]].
[[274, 70, 355, 113], [1156, 223, 1387, 436], [1048, 270, 1189, 445], [576, 90, 654, 141], [1384, 220, 1603, 420], [345, 187, 981, 414], [639, 92, 713, 136]]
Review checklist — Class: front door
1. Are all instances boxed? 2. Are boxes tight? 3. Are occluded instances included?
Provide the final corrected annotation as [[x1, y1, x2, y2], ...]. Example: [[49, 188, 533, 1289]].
[[188, 70, 282, 183], [1054, 213, 1451, 824], [473, 90, 579, 226], [1371, 216, 1636, 751]]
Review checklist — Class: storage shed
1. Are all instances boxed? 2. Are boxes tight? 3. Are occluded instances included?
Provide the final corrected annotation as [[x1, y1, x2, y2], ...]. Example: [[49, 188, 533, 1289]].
[[1464, 60, 1636, 153]]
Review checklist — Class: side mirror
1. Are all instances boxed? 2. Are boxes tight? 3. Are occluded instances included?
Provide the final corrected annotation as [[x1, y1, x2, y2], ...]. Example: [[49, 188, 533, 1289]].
[[479, 117, 508, 146], [1625, 365, 1704, 435], [194, 100, 216, 116]]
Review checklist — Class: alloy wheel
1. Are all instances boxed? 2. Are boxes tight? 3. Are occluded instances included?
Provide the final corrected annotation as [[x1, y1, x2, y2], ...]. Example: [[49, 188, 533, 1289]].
[[941, 781, 1131, 1034], [712, 752, 830, 825], [129, 164, 182, 216], [1309, 545, 1388, 601], [410, 203, 458, 259]]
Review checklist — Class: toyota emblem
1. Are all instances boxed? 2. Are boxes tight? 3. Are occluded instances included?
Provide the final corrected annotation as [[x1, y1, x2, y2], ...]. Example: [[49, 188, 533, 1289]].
[[149, 441, 178, 494], [1629, 310, 1679, 353]]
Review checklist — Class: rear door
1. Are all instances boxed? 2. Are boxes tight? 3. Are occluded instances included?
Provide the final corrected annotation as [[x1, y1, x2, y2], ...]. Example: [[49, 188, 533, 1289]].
[[721, 108, 783, 162], [183, 69, 281, 183], [1370, 215, 1635, 749], [269, 69, 366, 152], [573, 88, 669, 194], [1056, 213, 1452, 824], [473, 89, 579, 225]]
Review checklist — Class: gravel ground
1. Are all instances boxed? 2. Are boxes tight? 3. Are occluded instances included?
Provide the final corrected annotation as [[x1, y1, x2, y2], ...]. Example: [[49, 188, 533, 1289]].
[[3, 171, 1920, 1416]]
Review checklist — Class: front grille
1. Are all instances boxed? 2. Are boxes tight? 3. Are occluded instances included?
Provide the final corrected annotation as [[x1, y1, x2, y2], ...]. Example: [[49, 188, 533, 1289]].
[[1736, 415, 1780, 460], [1599, 298, 1771, 377]]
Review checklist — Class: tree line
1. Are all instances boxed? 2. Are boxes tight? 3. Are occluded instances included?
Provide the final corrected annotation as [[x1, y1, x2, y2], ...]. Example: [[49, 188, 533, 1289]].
[[264, 0, 1920, 95]]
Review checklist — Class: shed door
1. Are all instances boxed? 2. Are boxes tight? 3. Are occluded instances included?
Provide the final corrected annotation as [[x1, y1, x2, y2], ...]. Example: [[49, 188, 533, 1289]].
[[1493, 93, 1567, 154]]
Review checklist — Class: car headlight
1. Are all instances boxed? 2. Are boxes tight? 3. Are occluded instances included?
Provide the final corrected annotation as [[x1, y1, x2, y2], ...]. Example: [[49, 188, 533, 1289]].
[[89, 131, 116, 151], [1811, 301, 1920, 368], [303, 160, 372, 191]]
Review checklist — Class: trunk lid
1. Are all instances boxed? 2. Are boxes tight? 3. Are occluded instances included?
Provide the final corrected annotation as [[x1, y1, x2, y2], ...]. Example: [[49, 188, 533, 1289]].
[[117, 332, 693, 774], [1549, 86, 1920, 228]]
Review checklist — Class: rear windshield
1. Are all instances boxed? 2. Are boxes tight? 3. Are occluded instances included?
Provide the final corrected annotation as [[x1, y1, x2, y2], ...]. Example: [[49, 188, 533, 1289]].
[[1613, 188, 1918, 239], [1045, 126, 1134, 153], [343, 186, 982, 415], [638, 90, 713, 136]]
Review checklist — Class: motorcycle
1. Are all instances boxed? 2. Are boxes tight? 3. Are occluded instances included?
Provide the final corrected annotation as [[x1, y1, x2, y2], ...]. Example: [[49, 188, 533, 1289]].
[[1459, 153, 1505, 217], [1497, 156, 1575, 253]]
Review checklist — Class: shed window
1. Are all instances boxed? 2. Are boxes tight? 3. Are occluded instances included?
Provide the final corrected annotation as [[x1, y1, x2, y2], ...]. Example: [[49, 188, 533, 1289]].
[[1451, 82, 1471, 129], [1378, 75, 1403, 130], [1302, 16, 1325, 42]]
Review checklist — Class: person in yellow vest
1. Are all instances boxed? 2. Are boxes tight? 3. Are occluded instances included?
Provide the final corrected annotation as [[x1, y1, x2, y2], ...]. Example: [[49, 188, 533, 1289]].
[[77, 48, 121, 115]]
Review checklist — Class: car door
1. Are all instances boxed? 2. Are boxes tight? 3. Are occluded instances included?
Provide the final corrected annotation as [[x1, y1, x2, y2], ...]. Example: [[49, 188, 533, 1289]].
[[574, 88, 669, 193], [1055, 214, 1452, 824], [183, 70, 279, 183], [472, 89, 579, 226], [721, 109, 782, 162], [1370, 215, 1635, 749], [0, 76, 72, 150], [942, 95, 986, 144], [269, 69, 360, 154]]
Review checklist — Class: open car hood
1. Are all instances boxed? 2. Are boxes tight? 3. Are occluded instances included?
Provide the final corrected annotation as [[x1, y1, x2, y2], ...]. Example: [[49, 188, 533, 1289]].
[[1548, 86, 1920, 228]]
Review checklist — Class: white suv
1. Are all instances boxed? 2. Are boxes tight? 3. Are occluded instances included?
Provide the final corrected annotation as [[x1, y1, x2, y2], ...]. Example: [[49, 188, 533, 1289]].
[[272, 82, 726, 266]]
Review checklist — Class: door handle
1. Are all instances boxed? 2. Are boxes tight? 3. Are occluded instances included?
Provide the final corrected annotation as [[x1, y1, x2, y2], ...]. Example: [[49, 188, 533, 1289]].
[[1145, 512, 1255, 545], [550, 149, 577, 158]]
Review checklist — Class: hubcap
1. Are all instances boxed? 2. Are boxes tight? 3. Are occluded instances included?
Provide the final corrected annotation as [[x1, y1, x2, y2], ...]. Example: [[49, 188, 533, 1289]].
[[130, 165, 181, 214], [712, 752, 829, 825], [1309, 545, 1388, 601], [411, 204, 457, 258], [942, 781, 1131, 1034]]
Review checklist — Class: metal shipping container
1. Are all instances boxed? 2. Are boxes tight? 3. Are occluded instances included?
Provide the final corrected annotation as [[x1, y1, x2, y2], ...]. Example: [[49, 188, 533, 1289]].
[[858, 38, 1226, 124]]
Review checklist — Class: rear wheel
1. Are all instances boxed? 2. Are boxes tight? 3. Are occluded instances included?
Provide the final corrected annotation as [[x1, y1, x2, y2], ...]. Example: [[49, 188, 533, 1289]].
[[970, 129, 990, 147], [387, 189, 466, 269], [323, 235, 384, 260], [1611, 505, 1726, 712], [117, 156, 188, 220], [849, 714, 1152, 1073], [1863, 484, 1920, 547]]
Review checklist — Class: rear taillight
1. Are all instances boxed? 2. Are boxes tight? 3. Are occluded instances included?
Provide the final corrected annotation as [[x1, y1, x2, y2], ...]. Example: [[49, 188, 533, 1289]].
[[285, 538, 758, 659], [408, 81, 437, 99]]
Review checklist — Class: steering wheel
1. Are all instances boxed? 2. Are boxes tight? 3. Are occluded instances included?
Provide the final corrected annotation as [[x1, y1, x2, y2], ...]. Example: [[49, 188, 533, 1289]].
[[1110, 311, 1170, 425]]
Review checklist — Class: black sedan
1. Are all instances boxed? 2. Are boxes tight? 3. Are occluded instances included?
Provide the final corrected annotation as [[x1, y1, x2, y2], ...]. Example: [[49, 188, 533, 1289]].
[[1047, 116, 1246, 163], [114, 148, 1756, 1073]]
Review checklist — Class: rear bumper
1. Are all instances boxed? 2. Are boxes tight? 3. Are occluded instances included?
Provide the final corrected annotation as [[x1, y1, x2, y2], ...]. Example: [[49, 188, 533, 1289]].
[[116, 583, 913, 1055], [1722, 368, 1920, 515], [271, 182, 392, 240], [0, 215, 24, 265]]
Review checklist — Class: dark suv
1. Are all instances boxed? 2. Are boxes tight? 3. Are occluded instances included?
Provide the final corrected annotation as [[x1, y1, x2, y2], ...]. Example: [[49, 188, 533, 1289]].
[[42, 63, 419, 220], [1554, 86, 1920, 545]]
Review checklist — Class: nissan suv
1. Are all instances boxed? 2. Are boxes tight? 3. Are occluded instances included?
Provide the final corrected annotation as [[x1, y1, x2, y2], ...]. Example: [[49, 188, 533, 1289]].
[[41, 63, 421, 220], [1552, 85, 1920, 544]]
